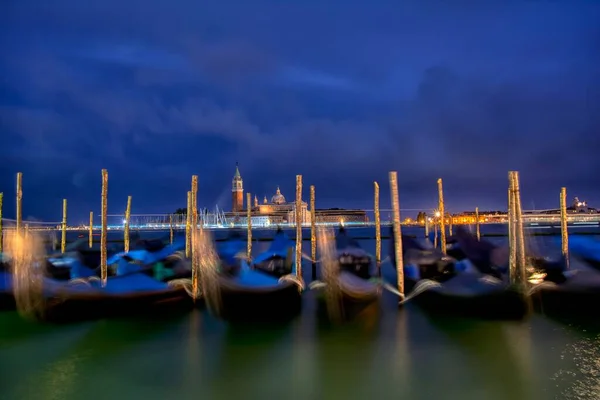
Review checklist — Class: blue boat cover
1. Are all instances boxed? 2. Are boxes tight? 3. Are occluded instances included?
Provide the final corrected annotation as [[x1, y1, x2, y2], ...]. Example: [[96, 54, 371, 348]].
[[219, 238, 246, 265], [428, 232, 437, 247], [107, 238, 185, 266], [564, 236, 600, 262], [231, 260, 285, 288], [69, 260, 97, 279], [40, 272, 170, 296], [0, 271, 11, 292], [336, 228, 362, 250], [89, 272, 169, 293], [252, 230, 295, 265], [115, 258, 143, 275]]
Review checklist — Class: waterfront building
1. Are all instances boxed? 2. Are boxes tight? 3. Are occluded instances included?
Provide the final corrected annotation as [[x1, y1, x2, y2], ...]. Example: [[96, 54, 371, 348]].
[[314, 208, 368, 224], [429, 197, 599, 225], [523, 197, 598, 215], [223, 163, 366, 226], [231, 162, 244, 213]]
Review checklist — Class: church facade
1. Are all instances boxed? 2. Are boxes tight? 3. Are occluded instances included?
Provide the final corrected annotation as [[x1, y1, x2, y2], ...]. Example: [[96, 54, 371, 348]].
[[223, 163, 367, 226], [224, 163, 310, 225]]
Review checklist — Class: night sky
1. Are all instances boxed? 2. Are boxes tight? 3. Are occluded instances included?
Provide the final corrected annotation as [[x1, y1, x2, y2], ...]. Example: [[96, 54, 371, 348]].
[[1, 1, 599, 223]]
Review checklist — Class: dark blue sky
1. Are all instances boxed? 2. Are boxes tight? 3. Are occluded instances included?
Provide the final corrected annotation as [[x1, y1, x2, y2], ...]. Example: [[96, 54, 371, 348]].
[[1, 1, 599, 223]]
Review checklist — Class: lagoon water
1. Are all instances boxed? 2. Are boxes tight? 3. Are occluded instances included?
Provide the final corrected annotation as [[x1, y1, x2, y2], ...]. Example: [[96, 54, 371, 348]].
[[1, 226, 599, 400]]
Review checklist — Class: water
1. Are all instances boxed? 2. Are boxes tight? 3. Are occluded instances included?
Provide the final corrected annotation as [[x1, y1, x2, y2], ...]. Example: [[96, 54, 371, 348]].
[[1, 227, 599, 400]]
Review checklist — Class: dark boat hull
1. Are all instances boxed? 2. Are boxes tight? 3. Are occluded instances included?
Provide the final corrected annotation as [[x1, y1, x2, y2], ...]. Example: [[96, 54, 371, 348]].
[[340, 287, 380, 321], [530, 271, 600, 318], [316, 272, 381, 323], [0, 291, 16, 311], [39, 287, 196, 323], [405, 277, 530, 320], [531, 288, 600, 317], [579, 257, 600, 273], [216, 278, 302, 323]]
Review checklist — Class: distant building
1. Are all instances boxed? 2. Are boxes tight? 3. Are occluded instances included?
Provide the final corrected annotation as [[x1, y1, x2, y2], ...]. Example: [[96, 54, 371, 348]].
[[231, 162, 244, 213], [449, 211, 507, 224], [314, 208, 368, 224], [223, 163, 367, 225], [444, 197, 598, 225], [524, 197, 599, 215]]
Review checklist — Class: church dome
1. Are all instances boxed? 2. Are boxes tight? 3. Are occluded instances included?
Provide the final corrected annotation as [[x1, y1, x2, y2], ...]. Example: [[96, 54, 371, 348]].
[[271, 187, 286, 204]]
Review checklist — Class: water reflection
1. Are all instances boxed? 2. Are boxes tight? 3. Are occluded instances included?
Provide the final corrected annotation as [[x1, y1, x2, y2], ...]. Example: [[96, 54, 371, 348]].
[[314, 306, 380, 400], [39, 353, 82, 400], [424, 316, 534, 400], [0, 319, 93, 400], [290, 293, 319, 399], [501, 321, 534, 397], [549, 318, 600, 400], [211, 317, 296, 398], [369, 300, 411, 398]]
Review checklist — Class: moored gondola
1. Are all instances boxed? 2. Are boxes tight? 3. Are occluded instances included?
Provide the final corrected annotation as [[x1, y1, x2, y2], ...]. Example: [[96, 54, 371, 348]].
[[41, 269, 195, 323], [252, 227, 294, 278], [388, 227, 529, 320], [567, 236, 600, 272], [209, 231, 303, 322], [525, 235, 600, 317], [319, 227, 380, 322], [2, 240, 195, 323], [441, 227, 600, 318], [0, 256, 15, 310]]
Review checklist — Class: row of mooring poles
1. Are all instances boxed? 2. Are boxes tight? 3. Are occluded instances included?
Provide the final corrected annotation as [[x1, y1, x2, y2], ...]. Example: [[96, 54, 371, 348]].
[[508, 171, 527, 286], [61, 199, 67, 253], [191, 175, 199, 299], [124, 196, 132, 253], [374, 182, 381, 275], [303, 173, 402, 297], [100, 169, 108, 286], [437, 178, 447, 254], [310, 185, 316, 281], [186, 191, 192, 258], [16, 172, 22, 235], [89, 211, 93, 248], [240, 175, 304, 282], [1, 168, 569, 303], [0, 192, 3, 253], [169, 214, 174, 245], [475, 207, 481, 241], [431, 179, 485, 244], [389, 172, 405, 298], [247, 192, 252, 260], [559, 187, 569, 268], [295, 175, 303, 281]]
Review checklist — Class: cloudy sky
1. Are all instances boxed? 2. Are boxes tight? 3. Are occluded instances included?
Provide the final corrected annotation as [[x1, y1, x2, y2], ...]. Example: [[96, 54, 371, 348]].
[[1, 1, 599, 222]]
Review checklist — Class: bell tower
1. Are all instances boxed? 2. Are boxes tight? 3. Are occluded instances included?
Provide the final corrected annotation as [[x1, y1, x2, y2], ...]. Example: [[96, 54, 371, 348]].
[[232, 162, 244, 212]]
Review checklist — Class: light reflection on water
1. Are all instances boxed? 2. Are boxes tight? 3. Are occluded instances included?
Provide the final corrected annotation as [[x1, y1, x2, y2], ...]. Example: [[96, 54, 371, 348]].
[[0, 230, 598, 399], [552, 321, 600, 400], [1, 300, 599, 400]]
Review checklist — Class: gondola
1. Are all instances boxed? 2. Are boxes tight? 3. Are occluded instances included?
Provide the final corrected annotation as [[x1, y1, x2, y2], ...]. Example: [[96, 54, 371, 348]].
[[2, 239, 194, 323], [525, 235, 600, 317], [319, 227, 380, 322], [252, 227, 294, 278], [0, 255, 15, 310], [211, 230, 303, 322], [441, 228, 600, 318], [388, 227, 529, 320], [567, 236, 600, 272]]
